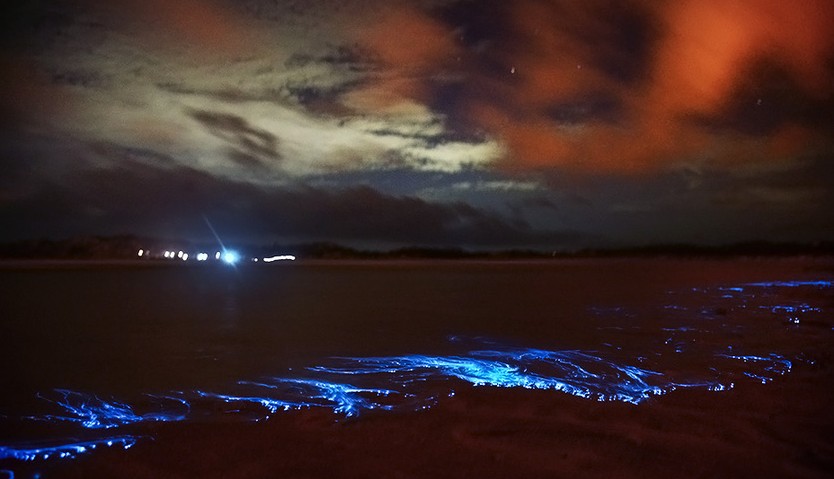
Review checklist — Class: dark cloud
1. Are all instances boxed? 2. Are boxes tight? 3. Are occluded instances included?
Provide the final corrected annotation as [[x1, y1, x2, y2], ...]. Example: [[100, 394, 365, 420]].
[[697, 60, 834, 136], [89, 142, 177, 167], [0, 156, 583, 247], [283, 45, 373, 71], [187, 109, 280, 166], [50, 69, 109, 89], [156, 82, 288, 105], [536, 153, 834, 245], [284, 78, 363, 117]]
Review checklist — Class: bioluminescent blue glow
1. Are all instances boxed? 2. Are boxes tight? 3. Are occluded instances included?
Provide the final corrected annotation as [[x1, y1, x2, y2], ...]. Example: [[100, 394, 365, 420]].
[[0, 344, 803, 469], [29, 390, 188, 429], [193, 391, 305, 415], [718, 354, 793, 384], [310, 349, 684, 404], [742, 280, 832, 288], [0, 436, 138, 462], [764, 304, 821, 314]]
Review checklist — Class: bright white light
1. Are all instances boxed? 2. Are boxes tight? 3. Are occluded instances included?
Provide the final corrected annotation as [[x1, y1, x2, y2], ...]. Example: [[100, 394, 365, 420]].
[[215, 252, 221, 260], [196, 252, 208, 261], [137, 249, 144, 257], [163, 251, 171, 258], [177, 251, 183, 259], [182, 253, 188, 261], [222, 251, 240, 265], [263, 255, 296, 262]]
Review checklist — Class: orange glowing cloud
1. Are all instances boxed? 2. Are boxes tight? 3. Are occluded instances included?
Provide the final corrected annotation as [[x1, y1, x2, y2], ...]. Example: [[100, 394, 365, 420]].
[[87, 0, 251, 55], [349, 6, 461, 110], [646, 0, 834, 119], [361, 0, 834, 174]]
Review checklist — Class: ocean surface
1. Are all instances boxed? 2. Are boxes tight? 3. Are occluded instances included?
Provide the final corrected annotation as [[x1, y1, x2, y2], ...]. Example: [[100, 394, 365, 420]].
[[1, 258, 833, 478]]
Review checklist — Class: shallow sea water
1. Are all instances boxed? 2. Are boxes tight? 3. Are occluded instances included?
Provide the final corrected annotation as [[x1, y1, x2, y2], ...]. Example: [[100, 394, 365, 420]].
[[1, 258, 833, 477]]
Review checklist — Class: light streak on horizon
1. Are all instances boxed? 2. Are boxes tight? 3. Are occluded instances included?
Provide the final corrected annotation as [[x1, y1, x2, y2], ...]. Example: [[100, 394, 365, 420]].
[[263, 255, 296, 262]]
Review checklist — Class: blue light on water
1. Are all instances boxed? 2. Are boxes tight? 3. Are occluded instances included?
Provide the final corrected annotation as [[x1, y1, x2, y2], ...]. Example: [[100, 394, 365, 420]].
[[0, 437, 137, 462], [29, 390, 187, 429], [719, 354, 792, 375], [0, 344, 802, 469], [311, 349, 677, 404], [242, 379, 399, 417], [764, 304, 821, 314], [743, 280, 832, 288], [194, 391, 305, 415]]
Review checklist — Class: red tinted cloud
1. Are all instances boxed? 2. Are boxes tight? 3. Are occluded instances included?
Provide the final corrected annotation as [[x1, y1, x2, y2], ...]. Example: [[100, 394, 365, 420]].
[[647, 0, 834, 119], [362, 0, 834, 173], [88, 0, 250, 54], [350, 6, 460, 110]]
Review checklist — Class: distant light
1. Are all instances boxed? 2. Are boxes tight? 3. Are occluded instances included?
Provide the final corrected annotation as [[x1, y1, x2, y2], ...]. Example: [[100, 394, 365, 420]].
[[137, 249, 144, 257], [196, 252, 208, 261], [181, 253, 188, 261], [222, 251, 240, 265], [263, 255, 296, 262], [163, 251, 171, 258], [215, 252, 221, 260], [177, 251, 183, 259], [253, 258, 258, 262]]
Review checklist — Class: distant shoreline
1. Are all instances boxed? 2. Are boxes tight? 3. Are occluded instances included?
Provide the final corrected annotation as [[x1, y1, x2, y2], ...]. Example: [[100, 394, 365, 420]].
[[2, 255, 834, 272], [2, 235, 834, 263]]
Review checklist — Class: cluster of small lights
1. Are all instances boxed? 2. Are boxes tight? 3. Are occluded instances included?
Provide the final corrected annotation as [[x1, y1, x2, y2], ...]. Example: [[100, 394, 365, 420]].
[[136, 249, 296, 264], [141, 249, 244, 264]]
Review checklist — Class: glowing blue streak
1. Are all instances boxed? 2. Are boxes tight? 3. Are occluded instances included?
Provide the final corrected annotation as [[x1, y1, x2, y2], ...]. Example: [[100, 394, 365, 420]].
[[742, 280, 832, 288], [241, 379, 398, 417], [312, 349, 675, 404], [764, 304, 821, 314], [194, 391, 304, 415], [0, 436, 137, 462], [30, 390, 187, 429], [720, 354, 792, 372]]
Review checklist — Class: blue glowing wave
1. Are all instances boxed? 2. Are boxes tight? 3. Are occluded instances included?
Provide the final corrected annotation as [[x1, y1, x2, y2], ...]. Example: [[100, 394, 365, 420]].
[[742, 280, 832, 288], [27, 390, 188, 429], [194, 379, 399, 418], [311, 349, 677, 404], [0, 347, 800, 469], [718, 354, 792, 384], [0, 436, 138, 462]]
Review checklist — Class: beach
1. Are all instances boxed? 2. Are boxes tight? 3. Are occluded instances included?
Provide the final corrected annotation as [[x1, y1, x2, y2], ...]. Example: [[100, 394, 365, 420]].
[[2, 258, 833, 478]]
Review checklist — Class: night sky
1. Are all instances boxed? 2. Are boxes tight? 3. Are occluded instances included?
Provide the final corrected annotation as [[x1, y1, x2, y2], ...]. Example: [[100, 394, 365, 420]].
[[1, 0, 833, 249]]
